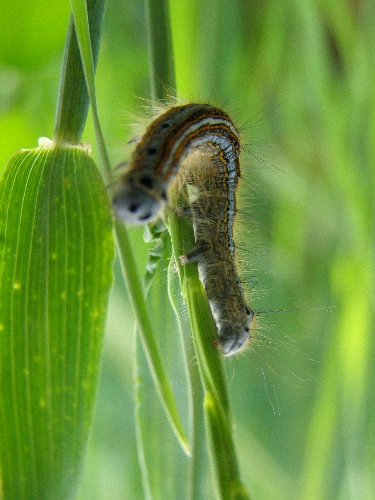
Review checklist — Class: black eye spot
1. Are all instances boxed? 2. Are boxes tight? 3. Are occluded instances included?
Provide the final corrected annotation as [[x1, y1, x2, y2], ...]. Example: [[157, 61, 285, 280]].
[[245, 327, 250, 332], [161, 122, 170, 129], [139, 176, 153, 189], [129, 203, 139, 213], [161, 190, 167, 200], [147, 147, 157, 156], [245, 307, 251, 315], [140, 212, 152, 221]]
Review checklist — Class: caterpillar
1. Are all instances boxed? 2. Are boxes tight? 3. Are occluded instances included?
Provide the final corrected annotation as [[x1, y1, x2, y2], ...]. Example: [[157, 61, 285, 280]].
[[112, 103, 254, 356]]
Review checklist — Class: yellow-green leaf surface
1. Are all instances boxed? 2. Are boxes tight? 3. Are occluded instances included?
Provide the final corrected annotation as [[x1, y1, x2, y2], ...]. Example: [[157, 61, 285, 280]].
[[0, 144, 114, 500]]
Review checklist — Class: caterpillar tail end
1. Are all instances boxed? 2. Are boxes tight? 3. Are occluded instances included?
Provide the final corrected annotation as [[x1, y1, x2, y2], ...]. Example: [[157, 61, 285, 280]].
[[215, 307, 254, 356], [214, 331, 250, 357]]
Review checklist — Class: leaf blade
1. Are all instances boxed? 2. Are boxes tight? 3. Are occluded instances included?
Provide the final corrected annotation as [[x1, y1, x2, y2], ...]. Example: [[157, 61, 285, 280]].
[[0, 145, 114, 500]]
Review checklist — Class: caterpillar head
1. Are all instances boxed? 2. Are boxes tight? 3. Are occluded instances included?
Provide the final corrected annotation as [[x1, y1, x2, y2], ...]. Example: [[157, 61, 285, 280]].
[[112, 171, 167, 225]]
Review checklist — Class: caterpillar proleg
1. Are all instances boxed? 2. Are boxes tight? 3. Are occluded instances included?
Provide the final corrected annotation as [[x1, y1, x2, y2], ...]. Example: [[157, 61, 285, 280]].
[[112, 103, 254, 356]]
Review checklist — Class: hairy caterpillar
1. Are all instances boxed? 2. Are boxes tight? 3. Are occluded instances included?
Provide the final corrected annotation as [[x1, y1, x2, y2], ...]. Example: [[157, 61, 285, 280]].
[[112, 103, 254, 356]]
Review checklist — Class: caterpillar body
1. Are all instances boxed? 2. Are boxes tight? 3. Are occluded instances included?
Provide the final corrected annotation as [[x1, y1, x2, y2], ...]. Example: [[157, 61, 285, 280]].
[[112, 103, 254, 356]]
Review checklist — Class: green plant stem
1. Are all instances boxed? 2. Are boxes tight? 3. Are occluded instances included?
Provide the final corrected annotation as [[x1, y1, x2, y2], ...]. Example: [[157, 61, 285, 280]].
[[54, 0, 105, 145], [115, 221, 190, 455], [145, 0, 176, 100]]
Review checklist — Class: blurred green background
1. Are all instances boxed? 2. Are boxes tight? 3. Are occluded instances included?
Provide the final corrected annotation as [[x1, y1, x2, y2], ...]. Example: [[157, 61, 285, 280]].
[[1, 0, 374, 499]]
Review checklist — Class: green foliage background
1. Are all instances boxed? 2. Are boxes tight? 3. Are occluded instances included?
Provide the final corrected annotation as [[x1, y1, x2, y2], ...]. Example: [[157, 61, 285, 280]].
[[1, 0, 374, 499]]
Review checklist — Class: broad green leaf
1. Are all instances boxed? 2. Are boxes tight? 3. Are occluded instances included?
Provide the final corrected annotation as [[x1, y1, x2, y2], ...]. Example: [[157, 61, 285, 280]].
[[0, 143, 114, 500]]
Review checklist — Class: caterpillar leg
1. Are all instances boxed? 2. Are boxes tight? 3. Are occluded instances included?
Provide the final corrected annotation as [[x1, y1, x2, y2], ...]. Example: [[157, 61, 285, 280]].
[[179, 239, 211, 265], [175, 201, 205, 218], [175, 205, 192, 217]]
